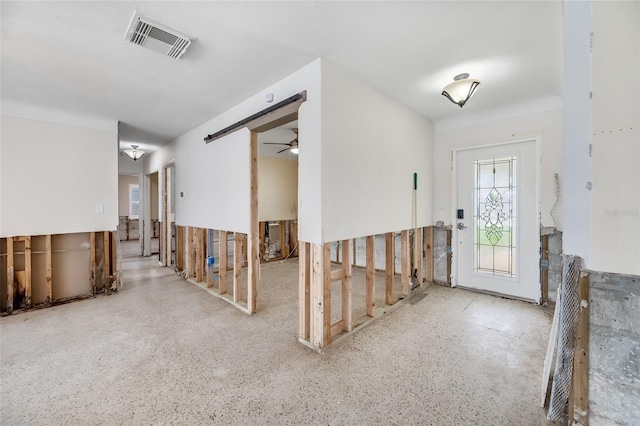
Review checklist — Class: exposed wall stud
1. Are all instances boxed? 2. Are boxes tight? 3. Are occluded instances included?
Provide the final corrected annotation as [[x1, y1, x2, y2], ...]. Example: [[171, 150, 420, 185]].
[[366, 235, 375, 317], [248, 131, 259, 313], [176, 226, 184, 271], [342, 239, 352, 332], [219, 230, 228, 294], [298, 242, 311, 340], [6, 237, 14, 313], [196, 228, 205, 283], [322, 243, 332, 346], [233, 233, 243, 303], [45, 235, 52, 303], [23, 236, 32, 307], [571, 273, 590, 424], [259, 222, 266, 261], [103, 231, 110, 289], [385, 232, 395, 305], [111, 231, 119, 286], [187, 227, 195, 278], [401, 230, 409, 297], [206, 229, 215, 289], [89, 232, 96, 294], [425, 226, 434, 282], [311, 244, 325, 348], [416, 227, 424, 284]]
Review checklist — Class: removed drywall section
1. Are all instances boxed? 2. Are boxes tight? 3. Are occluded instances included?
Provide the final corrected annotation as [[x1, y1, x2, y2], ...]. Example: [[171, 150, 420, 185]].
[[51, 233, 93, 300], [433, 109, 562, 228], [0, 115, 118, 237], [589, 271, 640, 424], [433, 225, 451, 286], [547, 230, 563, 303], [590, 0, 640, 276], [320, 60, 433, 242], [258, 156, 298, 222], [0, 232, 100, 312]]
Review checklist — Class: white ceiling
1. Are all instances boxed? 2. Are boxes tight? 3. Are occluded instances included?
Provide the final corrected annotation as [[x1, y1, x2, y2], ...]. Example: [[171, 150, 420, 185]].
[[1, 1, 563, 153]]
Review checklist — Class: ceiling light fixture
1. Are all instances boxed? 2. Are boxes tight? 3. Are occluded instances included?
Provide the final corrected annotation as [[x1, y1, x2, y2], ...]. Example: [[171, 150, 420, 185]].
[[124, 145, 145, 161], [290, 147, 299, 154], [442, 73, 481, 108]]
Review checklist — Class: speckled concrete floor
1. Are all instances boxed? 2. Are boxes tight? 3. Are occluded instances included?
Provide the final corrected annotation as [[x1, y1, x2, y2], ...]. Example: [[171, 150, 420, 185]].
[[1, 247, 553, 425]]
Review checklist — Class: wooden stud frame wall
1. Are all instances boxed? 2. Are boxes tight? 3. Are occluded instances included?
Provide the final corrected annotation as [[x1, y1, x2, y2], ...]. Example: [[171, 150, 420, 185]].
[[168, 92, 306, 315], [297, 227, 435, 352], [173, 227, 261, 315], [1, 232, 119, 315]]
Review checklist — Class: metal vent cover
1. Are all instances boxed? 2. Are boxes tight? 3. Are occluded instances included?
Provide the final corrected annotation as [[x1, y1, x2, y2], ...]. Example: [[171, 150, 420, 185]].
[[125, 12, 192, 59]]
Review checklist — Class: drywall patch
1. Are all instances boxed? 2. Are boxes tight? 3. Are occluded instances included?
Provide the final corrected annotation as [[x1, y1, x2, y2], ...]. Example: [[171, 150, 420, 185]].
[[589, 271, 640, 423]]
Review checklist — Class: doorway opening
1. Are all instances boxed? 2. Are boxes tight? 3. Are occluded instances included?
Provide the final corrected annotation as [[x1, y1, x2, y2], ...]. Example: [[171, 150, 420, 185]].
[[258, 121, 299, 263], [118, 173, 141, 258]]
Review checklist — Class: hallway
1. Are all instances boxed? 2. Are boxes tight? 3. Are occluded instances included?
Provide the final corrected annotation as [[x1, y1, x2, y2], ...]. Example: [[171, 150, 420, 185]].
[[1, 251, 552, 425]]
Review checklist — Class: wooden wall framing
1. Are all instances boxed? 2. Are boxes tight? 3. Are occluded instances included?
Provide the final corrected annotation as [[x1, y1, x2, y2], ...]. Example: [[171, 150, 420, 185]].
[[174, 225, 262, 315], [298, 227, 433, 352], [173, 220, 298, 315], [259, 220, 297, 263], [1, 231, 119, 315]]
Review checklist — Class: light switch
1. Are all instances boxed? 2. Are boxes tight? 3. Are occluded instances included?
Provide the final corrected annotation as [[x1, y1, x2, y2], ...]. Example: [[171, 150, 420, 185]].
[[96, 204, 104, 214]]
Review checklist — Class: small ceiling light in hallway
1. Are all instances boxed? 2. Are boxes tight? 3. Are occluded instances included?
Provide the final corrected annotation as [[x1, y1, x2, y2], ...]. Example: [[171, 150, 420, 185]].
[[442, 73, 481, 107], [124, 145, 145, 161]]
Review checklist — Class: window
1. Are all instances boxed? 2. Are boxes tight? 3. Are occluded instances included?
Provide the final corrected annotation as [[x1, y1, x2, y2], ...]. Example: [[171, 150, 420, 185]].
[[473, 156, 517, 277], [129, 184, 140, 219]]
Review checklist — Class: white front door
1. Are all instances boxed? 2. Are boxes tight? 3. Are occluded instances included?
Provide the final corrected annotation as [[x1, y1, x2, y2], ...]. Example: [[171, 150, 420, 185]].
[[454, 139, 540, 302]]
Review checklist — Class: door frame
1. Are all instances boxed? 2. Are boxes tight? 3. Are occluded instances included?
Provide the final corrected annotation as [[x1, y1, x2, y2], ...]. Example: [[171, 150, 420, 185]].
[[142, 173, 152, 257], [451, 136, 542, 303], [160, 160, 175, 267]]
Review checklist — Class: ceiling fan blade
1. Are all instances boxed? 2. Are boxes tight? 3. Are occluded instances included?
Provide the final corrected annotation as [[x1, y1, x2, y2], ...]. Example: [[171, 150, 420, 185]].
[[263, 142, 290, 146], [277, 148, 290, 154]]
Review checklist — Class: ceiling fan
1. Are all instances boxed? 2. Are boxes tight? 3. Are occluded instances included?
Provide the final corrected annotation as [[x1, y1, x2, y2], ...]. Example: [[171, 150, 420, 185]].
[[264, 128, 298, 154]]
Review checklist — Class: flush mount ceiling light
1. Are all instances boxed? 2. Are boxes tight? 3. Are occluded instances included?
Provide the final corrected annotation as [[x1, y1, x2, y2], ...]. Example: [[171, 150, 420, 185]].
[[124, 145, 145, 161], [442, 73, 481, 108]]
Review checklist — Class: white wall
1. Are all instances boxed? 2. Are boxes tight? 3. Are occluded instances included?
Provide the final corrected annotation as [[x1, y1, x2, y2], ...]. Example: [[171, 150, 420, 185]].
[[258, 156, 298, 222], [143, 59, 322, 241], [143, 140, 176, 177], [0, 115, 118, 237], [433, 109, 563, 228], [562, 0, 593, 263], [320, 60, 433, 242], [590, 1, 640, 275], [175, 127, 251, 233]]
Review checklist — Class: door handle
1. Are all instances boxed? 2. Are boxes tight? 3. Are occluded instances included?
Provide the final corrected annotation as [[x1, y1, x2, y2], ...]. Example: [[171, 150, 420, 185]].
[[457, 222, 468, 230]]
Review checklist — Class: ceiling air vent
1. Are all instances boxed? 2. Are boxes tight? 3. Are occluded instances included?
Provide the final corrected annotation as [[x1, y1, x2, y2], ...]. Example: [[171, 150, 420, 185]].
[[124, 11, 192, 59]]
